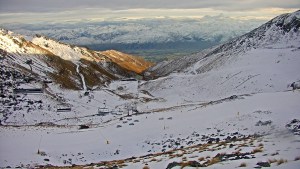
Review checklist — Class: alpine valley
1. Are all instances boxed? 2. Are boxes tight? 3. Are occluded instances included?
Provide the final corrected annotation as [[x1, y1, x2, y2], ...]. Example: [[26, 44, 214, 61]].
[[0, 10, 300, 169]]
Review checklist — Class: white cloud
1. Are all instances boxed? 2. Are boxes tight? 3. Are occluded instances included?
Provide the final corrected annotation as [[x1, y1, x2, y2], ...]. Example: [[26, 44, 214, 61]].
[[0, 0, 299, 13], [0, 8, 298, 24]]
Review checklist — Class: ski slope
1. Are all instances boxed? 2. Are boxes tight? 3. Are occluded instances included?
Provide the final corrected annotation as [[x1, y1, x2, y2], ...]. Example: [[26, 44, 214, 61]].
[[1, 90, 300, 168]]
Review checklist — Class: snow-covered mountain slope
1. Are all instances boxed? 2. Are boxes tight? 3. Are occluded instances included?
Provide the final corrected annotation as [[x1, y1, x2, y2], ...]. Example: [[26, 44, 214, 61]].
[[0, 29, 152, 90], [188, 10, 300, 74], [145, 10, 300, 78], [142, 10, 300, 104], [1, 84, 300, 169], [1, 11, 300, 169]]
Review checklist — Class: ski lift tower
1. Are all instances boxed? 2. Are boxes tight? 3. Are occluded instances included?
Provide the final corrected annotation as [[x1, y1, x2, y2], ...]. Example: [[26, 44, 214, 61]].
[[132, 101, 138, 115], [103, 99, 106, 108], [125, 103, 130, 116]]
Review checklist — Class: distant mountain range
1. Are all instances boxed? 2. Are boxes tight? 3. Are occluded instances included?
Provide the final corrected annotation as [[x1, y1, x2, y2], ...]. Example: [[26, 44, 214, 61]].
[[2, 15, 265, 61]]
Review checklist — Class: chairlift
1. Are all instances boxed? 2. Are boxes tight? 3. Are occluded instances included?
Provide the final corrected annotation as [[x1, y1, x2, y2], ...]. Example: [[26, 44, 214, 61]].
[[98, 107, 109, 116], [116, 108, 123, 115], [13, 88, 43, 94], [56, 104, 71, 112]]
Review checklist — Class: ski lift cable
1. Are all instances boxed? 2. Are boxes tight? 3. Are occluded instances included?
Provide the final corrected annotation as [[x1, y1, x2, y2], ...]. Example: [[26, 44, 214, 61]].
[[98, 127, 110, 144], [92, 98, 103, 104], [69, 99, 98, 108]]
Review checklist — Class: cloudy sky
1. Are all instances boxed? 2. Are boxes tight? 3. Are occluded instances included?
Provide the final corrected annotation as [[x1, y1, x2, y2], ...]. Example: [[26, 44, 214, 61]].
[[0, 0, 299, 24]]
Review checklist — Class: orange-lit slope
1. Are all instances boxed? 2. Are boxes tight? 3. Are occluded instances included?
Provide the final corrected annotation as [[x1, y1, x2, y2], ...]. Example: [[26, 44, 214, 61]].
[[100, 50, 153, 74]]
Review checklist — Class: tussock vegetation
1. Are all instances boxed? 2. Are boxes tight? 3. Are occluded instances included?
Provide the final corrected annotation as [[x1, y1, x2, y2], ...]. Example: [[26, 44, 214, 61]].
[[267, 158, 288, 166], [180, 162, 190, 169], [251, 147, 263, 154], [80, 59, 118, 80], [198, 157, 205, 161], [239, 162, 247, 167], [268, 158, 277, 163], [276, 158, 287, 165], [142, 165, 150, 169], [258, 143, 264, 147], [234, 149, 242, 155], [79, 59, 117, 88], [46, 54, 80, 90], [149, 158, 157, 162], [206, 157, 221, 166], [115, 159, 125, 165]]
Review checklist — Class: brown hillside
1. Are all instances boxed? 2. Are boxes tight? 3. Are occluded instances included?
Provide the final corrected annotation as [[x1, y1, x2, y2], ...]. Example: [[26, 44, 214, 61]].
[[100, 50, 153, 74]]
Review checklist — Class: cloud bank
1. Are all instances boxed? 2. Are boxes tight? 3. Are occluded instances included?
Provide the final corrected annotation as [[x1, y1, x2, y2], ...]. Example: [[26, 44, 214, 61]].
[[0, 0, 298, 24], [0, 0, 299, 13]]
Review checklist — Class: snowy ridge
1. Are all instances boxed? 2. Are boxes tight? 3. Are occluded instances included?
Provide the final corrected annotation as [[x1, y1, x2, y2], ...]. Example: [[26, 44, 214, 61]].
[[145, 10, 300, 78], [0, 28, 57, 76], [33, 36, 82, 61], [189, 10, 300, 74], [32, 35, 101, 62], [0, 28, 50, 56]]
